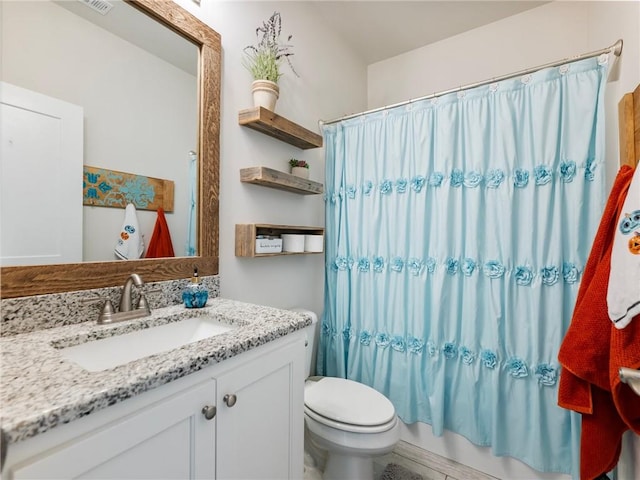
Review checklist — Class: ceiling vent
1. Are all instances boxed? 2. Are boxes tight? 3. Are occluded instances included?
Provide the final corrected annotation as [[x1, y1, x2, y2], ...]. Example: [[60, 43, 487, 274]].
[[78, 0, 114, 15]]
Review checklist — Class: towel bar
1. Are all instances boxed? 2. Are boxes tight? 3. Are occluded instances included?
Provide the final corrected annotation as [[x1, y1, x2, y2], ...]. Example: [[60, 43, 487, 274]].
[[619, 367, 640, 396]]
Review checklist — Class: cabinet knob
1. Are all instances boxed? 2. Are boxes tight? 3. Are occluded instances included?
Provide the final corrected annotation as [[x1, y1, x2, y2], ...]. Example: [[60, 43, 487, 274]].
[[223, 394, 237, 407], [202, 405, 217, 420]]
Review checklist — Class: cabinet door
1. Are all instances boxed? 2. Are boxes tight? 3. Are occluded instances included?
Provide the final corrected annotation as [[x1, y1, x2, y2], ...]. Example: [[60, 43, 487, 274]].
[[216, 339, 305, 480], [11, 380, 216, 480]]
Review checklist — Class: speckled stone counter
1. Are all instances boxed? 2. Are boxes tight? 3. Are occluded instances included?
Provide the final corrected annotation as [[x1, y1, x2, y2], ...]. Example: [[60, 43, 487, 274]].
[[1, 276, 220, 337], [0, 298, 311, 445]]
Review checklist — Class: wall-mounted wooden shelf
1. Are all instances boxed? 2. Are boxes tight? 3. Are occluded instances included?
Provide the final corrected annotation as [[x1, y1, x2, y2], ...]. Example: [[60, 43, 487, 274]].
[[240, 166, 323, 195], [238, 107, 323, 150], [235, 224, 324, 257]]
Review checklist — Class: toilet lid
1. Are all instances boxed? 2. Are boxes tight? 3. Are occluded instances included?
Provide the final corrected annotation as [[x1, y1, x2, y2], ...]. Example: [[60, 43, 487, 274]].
[[304, 377, 395, 426]]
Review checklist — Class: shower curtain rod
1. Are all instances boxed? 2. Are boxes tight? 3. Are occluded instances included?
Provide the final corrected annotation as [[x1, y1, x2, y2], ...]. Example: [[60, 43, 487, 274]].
[[320, 39, 623, 126]]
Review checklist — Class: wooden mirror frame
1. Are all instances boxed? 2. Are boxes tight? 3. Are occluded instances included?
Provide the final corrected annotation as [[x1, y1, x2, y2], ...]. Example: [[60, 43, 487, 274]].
[[0, 0, 220, 299], [619, 83, 640, 168]]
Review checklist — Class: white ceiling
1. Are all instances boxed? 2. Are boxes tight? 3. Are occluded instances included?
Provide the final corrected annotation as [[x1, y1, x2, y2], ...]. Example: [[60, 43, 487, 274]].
[[57, 0, 548, 73], [309, 1, 548, 65]]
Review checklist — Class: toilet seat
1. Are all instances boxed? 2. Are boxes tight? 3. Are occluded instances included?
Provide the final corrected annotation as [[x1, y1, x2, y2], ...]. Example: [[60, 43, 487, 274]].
[[304, 377, 397, 434], [305, 405, 397, 434]]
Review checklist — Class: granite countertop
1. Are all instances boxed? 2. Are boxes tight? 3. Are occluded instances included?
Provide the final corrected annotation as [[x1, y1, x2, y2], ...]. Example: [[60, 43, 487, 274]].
[[0, 298, 311, 445]]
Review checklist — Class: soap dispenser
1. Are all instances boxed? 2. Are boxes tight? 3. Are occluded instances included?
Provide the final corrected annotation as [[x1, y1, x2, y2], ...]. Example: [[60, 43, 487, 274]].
[[182, 267, 208, 308]]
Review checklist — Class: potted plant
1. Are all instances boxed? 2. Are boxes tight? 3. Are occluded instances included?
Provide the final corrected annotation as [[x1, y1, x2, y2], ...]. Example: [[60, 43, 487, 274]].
[[243, 12, 298, 111], [289, 158, 309, 179]]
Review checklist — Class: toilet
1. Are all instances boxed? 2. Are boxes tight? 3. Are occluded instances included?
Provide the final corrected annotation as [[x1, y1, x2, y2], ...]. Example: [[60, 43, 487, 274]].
[[295, 309, 400, 480]]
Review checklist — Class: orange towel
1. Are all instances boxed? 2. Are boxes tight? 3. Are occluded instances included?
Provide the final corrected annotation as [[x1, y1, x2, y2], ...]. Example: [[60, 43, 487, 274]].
[[558, 165, 640, 479], [145, 208, 175, 258]]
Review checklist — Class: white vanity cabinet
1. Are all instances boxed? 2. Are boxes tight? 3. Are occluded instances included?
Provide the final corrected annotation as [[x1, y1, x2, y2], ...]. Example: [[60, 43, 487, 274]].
[[3, 332, 305, 480], [9, 380, 217, 479], [216, 336, 304, 479]]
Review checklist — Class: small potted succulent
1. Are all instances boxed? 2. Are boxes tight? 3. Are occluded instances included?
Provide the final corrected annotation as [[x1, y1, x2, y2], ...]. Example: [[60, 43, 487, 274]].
[[289, 158, 309, 179], [243, 12, 298, 111]]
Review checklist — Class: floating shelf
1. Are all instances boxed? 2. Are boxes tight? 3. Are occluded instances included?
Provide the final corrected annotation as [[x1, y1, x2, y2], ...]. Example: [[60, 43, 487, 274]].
[[240, 166, 323, 195], [235, 224, 324, 257], [238, 107, 323, 150]]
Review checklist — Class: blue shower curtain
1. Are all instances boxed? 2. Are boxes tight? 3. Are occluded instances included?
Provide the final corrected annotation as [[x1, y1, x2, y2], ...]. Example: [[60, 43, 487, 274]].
[[185, 150, 197, 257], [318, 56, 609, 476]]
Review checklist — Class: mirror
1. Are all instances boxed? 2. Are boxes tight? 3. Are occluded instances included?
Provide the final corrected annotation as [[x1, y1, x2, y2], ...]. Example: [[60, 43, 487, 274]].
[[0, 0, 220, 298], [2, 0, 198, 264]]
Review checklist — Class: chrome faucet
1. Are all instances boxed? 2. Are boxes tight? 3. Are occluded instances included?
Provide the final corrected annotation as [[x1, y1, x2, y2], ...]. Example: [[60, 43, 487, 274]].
[[119, 273, 145, 312], [82, 273, 154, 325]]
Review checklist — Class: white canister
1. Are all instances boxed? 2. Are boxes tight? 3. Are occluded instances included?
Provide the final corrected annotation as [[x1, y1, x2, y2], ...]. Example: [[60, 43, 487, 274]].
[[281, 234, 305, 252], [304, 235, 324, 253]]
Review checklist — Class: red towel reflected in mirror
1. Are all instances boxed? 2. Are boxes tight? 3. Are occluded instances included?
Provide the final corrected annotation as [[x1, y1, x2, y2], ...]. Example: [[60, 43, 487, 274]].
[[145, 208, 175, 258]]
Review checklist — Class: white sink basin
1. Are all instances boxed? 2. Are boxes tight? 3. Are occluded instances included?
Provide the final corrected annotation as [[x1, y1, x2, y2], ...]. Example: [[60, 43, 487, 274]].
[[57, 316, 237, 372]]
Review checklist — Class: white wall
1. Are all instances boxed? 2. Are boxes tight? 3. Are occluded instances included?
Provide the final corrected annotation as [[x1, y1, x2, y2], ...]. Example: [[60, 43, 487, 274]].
[[170, 0, 367, 317], [368, 2, 640, 479], [1, 1, 198, 261], [586, 1, 640, 184]]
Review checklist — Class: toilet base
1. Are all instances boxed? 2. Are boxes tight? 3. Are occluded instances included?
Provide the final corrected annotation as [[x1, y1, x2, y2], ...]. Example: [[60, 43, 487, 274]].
[[305, 416, 399, 480], [323, 452, 373, 480]]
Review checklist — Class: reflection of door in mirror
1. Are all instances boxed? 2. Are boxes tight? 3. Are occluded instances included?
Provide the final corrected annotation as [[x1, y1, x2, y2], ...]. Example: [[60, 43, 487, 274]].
[[0, 0, 198, 264], [1, 82, 83, 266]]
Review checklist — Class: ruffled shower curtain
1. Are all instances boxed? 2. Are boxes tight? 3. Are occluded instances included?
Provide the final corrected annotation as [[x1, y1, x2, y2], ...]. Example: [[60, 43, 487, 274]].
[[318, 56, 609, 476]]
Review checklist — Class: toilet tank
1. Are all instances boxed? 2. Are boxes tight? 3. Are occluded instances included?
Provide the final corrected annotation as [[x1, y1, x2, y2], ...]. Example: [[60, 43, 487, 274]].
[[290, 308, 319, 378]]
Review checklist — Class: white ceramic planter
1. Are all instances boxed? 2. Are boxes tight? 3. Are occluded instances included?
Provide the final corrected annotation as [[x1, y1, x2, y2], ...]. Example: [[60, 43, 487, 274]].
[[291, 167, 309, 179], [252, 80, 279, 111]]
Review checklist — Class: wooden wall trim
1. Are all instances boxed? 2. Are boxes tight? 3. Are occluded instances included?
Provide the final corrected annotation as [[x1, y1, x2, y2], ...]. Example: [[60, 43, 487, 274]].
[[619, 84, 640, 168]]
